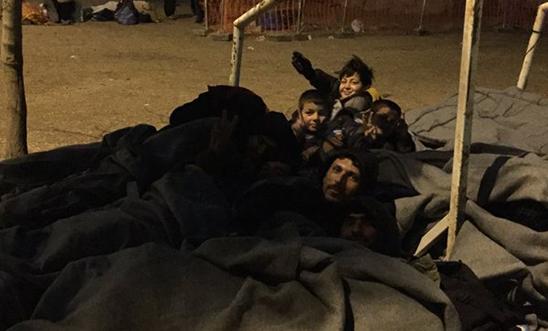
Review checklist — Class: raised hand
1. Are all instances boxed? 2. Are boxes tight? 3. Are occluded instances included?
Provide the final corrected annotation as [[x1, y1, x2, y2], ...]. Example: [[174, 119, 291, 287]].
[[209, 110, 239, 153], [363, 124, 382, 141], [362, 112, 382, 140], [291, 51, 315, 79]]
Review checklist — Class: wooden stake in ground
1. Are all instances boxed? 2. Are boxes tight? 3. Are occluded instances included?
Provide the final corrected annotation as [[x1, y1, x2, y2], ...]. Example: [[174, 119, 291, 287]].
[[446, 0, 483, 259], [1, 0, 28, 159]]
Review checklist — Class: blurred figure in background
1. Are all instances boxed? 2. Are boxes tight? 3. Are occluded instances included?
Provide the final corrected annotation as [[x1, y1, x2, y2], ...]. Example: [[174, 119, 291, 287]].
[[190, 0, 203, 23]]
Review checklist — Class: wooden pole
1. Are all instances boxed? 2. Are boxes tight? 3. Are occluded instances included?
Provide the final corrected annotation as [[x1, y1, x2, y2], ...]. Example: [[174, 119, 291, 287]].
[[204, 0, 209, 31], [446, 0, 483, 259], [1, 0, 28, 159], [340, 0, 349, 32], [416, 0, 427, 33], [517, 2, 547, 90], [229, 0, 281, 86], [295, 0, 303, 34]]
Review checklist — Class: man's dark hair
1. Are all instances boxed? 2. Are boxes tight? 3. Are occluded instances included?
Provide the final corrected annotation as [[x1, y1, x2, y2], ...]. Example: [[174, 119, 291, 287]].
[[371, 99, 402, 115], [338, 55, 374, 88], [342, 196, 402, 257], [298, 89, 330, 113], [320, 149, 379, 193]]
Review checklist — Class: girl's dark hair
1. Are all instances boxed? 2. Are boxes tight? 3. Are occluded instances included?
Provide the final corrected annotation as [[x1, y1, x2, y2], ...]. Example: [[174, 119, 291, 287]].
[[338, 56, 374, 87]]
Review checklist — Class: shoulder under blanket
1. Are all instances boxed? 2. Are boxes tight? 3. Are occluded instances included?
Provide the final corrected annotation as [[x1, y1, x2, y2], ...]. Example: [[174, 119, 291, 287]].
[[7, 236, 461, 331], [374, 149, 548, 323]]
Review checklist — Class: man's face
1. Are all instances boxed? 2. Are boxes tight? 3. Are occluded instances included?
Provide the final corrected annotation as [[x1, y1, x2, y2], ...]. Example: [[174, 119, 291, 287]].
[[339, 72, 365, 99], [340, 213, 378, 247], [322, 157, 361, 202], [300, 101, 327, 133]]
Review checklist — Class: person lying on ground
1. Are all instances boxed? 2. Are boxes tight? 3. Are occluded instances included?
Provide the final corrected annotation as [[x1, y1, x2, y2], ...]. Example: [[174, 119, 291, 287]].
[[291, 52, 380, 122], [233, 149, 379, 235], [354, 99, 416, 153], [338, 196, 402, 257], [289, 89, 331, 162], [319, 98, 416, 155], [320, 150, 377, 202], [194, 110, 299, 202]]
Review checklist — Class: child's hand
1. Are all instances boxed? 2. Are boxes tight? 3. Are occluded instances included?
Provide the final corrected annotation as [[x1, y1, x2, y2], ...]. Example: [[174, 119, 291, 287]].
[[362, 112, 382, 140], [302, 146, 319, 161], [363, 123, 382, 141], [291, 115, 305, 136], [292, 51, 314, 79], [326, 130, 345, 148], [209, 110, 238, 153]]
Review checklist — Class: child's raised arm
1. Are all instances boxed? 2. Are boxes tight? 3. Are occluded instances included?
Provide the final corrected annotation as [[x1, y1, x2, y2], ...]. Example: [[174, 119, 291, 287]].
[[291, 51, 339, 97]]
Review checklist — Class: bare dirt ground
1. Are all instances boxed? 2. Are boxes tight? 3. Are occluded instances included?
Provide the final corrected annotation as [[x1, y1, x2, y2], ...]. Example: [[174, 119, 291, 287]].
[[1, 6, 547, 154]]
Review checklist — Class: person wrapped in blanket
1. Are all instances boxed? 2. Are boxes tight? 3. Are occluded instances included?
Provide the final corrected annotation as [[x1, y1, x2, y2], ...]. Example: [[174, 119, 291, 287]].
[[319, 98, 416, 157], [291, 51, 415, 154], [338, 196, 402, 257]]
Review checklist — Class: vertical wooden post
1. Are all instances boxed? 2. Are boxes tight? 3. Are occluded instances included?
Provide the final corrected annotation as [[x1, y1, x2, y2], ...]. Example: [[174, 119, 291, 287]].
[[1, 0, 28, 159], [204, 0, 209, 31], [340, 0, 349, 32], [446, 0, 483, 259], [229, 0, 280, 86], [416, 0, 427, 33], [517, 3, 547, 90], [296, 0, 304, 34]]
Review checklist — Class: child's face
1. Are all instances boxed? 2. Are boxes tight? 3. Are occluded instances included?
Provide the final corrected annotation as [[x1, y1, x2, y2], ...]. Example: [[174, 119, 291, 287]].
[[339, 73, 365, 99], [371, 106, 401, 136], [300, 101, 327, 132]]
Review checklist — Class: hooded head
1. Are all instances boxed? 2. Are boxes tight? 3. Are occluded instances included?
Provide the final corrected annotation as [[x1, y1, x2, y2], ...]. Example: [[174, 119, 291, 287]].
[[339, 196, 401, 257], [168, 85, 267, 132]]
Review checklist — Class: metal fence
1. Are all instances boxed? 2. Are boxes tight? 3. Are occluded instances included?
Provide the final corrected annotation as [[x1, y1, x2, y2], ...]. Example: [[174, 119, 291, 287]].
[[206, 0, 548, 35]]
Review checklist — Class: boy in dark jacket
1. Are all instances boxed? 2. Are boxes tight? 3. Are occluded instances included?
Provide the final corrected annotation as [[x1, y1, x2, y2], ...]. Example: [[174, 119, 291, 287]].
[[291, 51, 380, 122], [289, 89, 331, 161], [292, 52, 383, 155]]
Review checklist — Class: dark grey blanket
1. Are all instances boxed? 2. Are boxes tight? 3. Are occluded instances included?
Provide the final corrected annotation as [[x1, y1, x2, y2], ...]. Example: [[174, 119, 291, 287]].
[[7, 237, 460, 331], [407, 87, 548, 155], [0, 121, 461, 331], [374, 149, 548, 328], [2, 87, 547, 330]]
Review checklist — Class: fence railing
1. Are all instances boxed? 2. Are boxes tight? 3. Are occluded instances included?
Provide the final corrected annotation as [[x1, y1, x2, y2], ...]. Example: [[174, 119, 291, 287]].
[[206, 0, 548, 35]]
